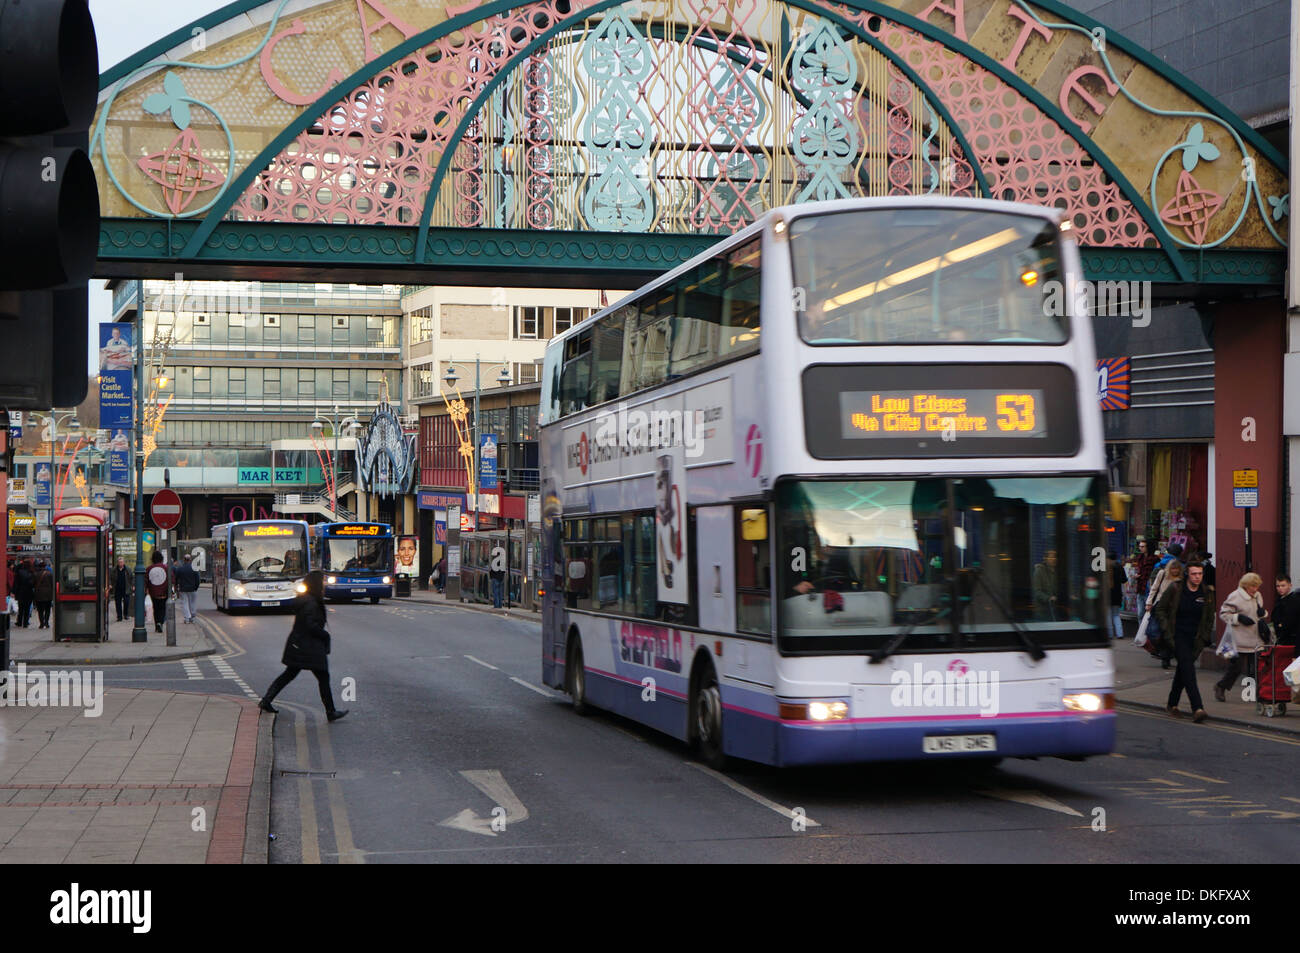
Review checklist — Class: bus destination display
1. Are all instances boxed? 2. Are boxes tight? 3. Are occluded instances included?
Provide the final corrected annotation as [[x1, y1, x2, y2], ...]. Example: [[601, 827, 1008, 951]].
[[840, 389, 1046, 440]]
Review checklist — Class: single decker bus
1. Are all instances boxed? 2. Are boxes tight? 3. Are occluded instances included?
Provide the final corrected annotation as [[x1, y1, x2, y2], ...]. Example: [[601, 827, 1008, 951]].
[[210, 519, 310, 611], [538, 196, 1115, 768], [310, 522, 395, 603]]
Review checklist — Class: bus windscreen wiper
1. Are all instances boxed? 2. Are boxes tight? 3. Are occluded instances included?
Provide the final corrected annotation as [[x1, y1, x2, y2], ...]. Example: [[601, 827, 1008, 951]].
[[868, 606, 951, 664], [960, 568, 1046, 662]]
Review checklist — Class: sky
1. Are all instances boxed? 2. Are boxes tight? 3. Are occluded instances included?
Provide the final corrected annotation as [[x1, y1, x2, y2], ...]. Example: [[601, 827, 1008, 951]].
[[86, 0, 231, 373]]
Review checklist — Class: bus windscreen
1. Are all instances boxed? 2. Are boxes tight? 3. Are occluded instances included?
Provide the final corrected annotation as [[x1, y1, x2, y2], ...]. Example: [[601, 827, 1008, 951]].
[[230, 525, 308, 581], [323, 537, 392, 573]]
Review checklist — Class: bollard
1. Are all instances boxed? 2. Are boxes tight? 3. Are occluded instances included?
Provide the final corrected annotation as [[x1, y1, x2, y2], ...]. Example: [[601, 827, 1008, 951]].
[[166, 597, 177, 647]]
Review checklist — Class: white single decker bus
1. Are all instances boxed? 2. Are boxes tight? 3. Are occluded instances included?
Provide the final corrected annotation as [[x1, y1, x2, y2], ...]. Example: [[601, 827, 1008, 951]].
[[538, 197, 1115, 768], [210, 519, 310, 611]]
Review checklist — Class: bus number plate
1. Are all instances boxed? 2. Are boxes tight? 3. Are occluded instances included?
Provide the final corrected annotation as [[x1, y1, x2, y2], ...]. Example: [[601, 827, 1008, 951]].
[[262, 600, 280, 607], [923, 734, 995, 754], [351, 588, 367, 593]]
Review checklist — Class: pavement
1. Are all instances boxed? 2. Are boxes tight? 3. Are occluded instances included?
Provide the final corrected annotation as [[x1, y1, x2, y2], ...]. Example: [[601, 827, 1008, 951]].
[[0, 592, 1294, 863], [7, 609, 217, 665]]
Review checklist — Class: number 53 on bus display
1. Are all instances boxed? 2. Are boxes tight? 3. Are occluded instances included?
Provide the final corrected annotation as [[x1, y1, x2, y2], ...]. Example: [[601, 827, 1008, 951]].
[[996, 394, 1037, 432]]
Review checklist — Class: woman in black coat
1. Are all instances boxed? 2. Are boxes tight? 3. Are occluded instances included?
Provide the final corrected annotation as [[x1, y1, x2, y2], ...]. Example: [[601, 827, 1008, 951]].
[[258, 571, 348, 721]]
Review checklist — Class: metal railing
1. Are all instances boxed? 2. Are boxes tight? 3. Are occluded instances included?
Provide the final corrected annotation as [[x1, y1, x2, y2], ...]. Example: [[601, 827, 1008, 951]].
[[273, 491, 356, 522]]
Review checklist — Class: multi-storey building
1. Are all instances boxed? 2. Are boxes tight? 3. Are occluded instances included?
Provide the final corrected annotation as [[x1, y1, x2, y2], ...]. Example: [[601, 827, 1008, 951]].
[[107, 279, 405, 538], [405, 287, 604, 582]]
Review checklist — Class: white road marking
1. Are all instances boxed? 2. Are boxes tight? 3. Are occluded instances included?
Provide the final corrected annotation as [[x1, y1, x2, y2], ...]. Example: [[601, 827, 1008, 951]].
[[509, 676, 555, 697], [974, 788, 1084, 817], [686, 763, 822, 828], [181, 659, 203, 680], [439, 769, 530, 837], [210, 656, 259, 699], [464, 655, 499, 671], [1170, 769, 1228, 784]]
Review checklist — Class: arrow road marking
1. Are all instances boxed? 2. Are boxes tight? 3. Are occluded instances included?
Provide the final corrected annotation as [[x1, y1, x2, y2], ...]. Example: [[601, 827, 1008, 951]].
[[974, 788, 1083, 817], [438, 769, 529, 837]]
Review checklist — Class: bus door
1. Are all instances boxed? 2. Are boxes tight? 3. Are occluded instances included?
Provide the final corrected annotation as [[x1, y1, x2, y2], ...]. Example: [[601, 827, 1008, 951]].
[[695, 506, 735, 634]]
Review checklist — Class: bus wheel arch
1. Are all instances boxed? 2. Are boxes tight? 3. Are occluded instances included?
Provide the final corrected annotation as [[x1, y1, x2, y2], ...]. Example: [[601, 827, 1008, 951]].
[[689, 651, 726, 769], [566, 625, 589, 715]]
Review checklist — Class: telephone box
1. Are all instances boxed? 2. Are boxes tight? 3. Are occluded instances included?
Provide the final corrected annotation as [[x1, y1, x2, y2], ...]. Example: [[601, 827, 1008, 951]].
[[53, 508, 111, 642]]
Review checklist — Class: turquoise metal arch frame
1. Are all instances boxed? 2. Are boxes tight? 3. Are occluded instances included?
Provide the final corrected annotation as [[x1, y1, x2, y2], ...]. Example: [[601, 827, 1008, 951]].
[[412, 0, 995, 260], [94, 0, 1287, 286]]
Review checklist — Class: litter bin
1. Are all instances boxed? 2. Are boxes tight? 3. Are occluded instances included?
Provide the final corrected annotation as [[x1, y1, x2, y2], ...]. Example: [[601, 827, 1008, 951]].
[[395, 575, 412, 598]]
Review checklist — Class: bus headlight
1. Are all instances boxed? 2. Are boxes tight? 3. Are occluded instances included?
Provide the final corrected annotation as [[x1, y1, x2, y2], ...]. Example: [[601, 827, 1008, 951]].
[[235, 585, 246, 596], [1063, 692, 1111, 712], [295, 582, 308, 594], [383, 576, 391, 584], [808, 701, 850, 721], [327, 576, 337, 585], [780, 701, 850, 721]]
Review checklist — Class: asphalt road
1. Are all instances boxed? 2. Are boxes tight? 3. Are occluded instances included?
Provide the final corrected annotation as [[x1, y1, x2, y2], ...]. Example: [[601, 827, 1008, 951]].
[[99, 592, 1300, 864]]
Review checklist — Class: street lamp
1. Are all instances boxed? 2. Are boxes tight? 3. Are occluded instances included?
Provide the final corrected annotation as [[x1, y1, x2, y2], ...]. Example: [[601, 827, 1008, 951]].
[[30, 412, 80, 517], [445, 357, 508, 526], [312, 407, 360, 520]]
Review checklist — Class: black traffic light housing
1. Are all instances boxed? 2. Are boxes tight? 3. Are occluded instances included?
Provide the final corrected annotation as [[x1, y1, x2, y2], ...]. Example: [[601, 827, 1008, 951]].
[[0, 0, 100, 409]]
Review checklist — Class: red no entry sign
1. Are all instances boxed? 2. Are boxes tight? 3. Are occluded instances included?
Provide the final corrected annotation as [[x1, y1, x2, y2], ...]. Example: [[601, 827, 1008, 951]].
[[151, 489, 182, 530]]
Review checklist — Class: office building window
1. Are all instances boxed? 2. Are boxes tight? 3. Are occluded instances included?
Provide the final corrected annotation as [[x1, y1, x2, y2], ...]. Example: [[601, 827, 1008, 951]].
[[411, 306, 433, 344], [367, 369, 382, 400], [298, 314, 314, 345], [193, 366, 210, 395], [553, 307, 588, 335], [367, 315, 382, 345], [264, 368, 281, 396], [333, 368, 349, 398], [298, 368, 314, 396], [228, 312, 245, 344], [515, 306, 540, 339], [229, 367, 246, 395], [413, 363, 434, 399], [514, 361, 540, 384], [332, 316, 350, 346]]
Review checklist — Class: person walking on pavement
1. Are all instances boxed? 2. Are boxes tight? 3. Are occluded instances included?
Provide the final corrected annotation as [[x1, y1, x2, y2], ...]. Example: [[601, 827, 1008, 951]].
[[145, 551, 171, 634], [1272, 573, 1299, 649], [258, 570, 347, 721], [1108, 554, 1126, 639], [112, 557, 132, 622], [14, 559, 35, 628], [1144, 543, 1184, 668], [490, 553, 506, 610], [172, 554, 201, 624], [1155, 560, 1215, 722], [32, 560, 54, 629], [1133, 539, 1158, 605], [1215, 572, 1270, 703]]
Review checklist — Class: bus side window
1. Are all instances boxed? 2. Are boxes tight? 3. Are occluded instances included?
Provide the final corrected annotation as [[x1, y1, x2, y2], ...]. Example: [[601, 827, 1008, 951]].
[[559, 330, 592, 415], [588, 311, 625, 407], [722, 240, 761, 356], [670, 259, 724, 378], [735, 505, 772, 636]]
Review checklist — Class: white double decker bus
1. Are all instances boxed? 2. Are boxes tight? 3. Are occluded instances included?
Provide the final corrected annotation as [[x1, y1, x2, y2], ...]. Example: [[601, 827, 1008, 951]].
[[539, 197, 1115, 767]]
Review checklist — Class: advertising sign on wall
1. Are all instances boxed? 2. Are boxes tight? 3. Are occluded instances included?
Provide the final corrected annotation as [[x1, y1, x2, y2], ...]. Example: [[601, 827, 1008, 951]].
[[99, 324, 134, 430], [479, 433, 498, 490], [396, 535, 419, 576]]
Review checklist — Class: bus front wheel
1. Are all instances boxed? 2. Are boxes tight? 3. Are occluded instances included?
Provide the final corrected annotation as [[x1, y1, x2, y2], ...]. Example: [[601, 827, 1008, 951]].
[[691, 658, 726, 770], [567, 634, 589, 716]]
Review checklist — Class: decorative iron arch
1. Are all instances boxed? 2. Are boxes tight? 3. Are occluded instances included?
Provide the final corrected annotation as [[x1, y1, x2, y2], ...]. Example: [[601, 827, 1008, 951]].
[[91, 0, 1287, 285]]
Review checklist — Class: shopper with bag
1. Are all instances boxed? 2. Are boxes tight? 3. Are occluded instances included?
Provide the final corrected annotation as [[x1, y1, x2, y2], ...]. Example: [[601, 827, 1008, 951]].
[[1136, 561, 1183, 664], [1215, 572, 1270, 703], [258, 571, 348, 722], [1155, 560, 1215, 722]]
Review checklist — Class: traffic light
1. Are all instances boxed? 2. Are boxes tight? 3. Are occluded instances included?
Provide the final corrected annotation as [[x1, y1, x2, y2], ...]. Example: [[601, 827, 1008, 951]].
[[0, 0, 100, 409]]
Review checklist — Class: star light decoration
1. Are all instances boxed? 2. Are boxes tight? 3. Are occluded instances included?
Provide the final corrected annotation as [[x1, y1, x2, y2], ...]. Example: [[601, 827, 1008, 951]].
[[441, 393, 477, 497]]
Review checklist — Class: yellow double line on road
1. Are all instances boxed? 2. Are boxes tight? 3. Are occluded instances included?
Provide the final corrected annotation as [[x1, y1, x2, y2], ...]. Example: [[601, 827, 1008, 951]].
[[196, 611, 361, 864]]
